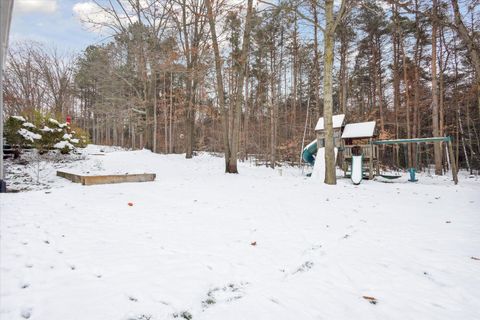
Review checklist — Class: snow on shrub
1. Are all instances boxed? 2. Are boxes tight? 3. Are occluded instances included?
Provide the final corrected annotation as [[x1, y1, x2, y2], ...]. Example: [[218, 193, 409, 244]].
[[22, 122, 36, 128], [54, 140, 75, 154], [12, 115, 26, 122], [40, 126, 54, 132], [48, 118, 68, 128], [17, 128, 42, 142], [4, 114, 89, 154], [5, 116, 29, 146]]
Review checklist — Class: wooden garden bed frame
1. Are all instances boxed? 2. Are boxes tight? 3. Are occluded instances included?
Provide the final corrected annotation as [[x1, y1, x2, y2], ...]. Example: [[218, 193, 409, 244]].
[[57, 171, 156, 186]]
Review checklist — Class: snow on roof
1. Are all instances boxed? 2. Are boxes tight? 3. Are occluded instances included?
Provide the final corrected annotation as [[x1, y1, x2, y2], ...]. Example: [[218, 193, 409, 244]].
[[341, 121, 376, 139], [315, 114, 345, 131]]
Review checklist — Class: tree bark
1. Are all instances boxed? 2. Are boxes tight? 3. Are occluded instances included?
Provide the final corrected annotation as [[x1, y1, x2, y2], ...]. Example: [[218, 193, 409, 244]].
[[401, 38, 412, 167], [450, 0, 480, 117], [311, 0, 321, 120], [323, 0, 336, 185], [206, 0, 253, 173], [431, 0, 443, 175], [392, 2, 400, 166]]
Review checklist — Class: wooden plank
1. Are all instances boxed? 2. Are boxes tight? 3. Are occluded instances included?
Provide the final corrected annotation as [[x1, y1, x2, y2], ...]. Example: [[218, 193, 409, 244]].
[[57, 171, 156, 186], [447, 140, 458, 185], [81, 173, 156, 185], [57, 171, 82, 183]]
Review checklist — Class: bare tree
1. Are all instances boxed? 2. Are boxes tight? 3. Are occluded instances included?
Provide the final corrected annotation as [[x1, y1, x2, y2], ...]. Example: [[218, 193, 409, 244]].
[[450, 0, 480, 117], [206, 0, 254, 173], [431, 0, 443, 175], [323, 0, 349, 185]]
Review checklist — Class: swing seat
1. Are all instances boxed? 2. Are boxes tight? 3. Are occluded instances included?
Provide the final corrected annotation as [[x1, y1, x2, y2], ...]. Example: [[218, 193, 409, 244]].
[[379, 173, 402, 180]]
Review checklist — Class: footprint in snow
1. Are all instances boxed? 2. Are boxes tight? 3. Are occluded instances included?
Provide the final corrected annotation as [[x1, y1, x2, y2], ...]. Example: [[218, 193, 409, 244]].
[[20, 282, 30, 289], [202, 283, 248, 310], [173, 311, 192, 320], [293, 261, 314, 274], [21, 307, 32, 319], [124, 312, 153, 320]]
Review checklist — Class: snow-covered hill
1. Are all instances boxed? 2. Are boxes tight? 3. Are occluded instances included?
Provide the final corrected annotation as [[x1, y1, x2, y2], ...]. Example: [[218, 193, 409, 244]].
[[1, 146, 479, 320]]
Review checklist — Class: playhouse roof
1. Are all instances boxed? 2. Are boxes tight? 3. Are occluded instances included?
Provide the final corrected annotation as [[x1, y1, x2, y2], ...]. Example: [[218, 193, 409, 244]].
[[341, 121, 376, 139], [315, 114, 345, 131]]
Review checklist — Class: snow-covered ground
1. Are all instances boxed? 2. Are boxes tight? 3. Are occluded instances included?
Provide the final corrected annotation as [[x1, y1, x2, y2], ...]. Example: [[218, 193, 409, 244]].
[[1, 146, 479, 320]]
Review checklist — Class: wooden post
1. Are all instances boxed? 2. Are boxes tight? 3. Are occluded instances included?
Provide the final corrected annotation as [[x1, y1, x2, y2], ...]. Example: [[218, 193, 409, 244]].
[[447, 139, 458, 184], [369, 139, 374, 179]]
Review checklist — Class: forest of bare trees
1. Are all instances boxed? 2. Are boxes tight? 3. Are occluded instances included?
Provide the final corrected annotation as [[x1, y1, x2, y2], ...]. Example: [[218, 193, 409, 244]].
[[3, 0, 480, 177]]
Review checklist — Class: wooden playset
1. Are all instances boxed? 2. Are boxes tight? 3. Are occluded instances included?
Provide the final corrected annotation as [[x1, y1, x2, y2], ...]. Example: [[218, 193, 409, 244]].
[[304, 114, 458, 185]]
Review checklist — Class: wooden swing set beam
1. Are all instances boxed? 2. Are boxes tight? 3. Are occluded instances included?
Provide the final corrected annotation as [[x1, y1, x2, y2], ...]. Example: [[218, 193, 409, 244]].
[[373, 137, 451, 145], [373, 136, 458, 185]]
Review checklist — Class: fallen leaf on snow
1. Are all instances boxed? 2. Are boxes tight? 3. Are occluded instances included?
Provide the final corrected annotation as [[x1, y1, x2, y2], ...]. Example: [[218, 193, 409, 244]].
[[363, 296, 378, 304]]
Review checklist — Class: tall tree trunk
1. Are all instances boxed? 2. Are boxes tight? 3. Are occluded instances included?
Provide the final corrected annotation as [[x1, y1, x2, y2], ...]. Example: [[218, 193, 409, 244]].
[[312, 0, 321, 120], [243, 64, 250, 160], [163, 73, 168, 153], [169, 72, 174, 153], [205, 0, 230, 170], [153, 72, 158, 153], [431, 0, 443, 175], [374, 35, 384, 133], [439, 27, 445, 136], [228, 0, 254, 172], [291, 12, 299, 136], [413, 0, 421, 167], [401, 39, 412, 167], [323, 0, 336, 185], [392, 2, 400, 165], [180, 0, 197, 159], [451, 0, 480, 117], [270, 45, 277, 169], [205, 0, 253, 173], [339, 24, 349, 115]]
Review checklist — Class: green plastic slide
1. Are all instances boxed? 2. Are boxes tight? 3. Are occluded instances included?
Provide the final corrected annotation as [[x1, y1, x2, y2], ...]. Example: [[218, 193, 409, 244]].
[[302, 140, 317, 165]]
